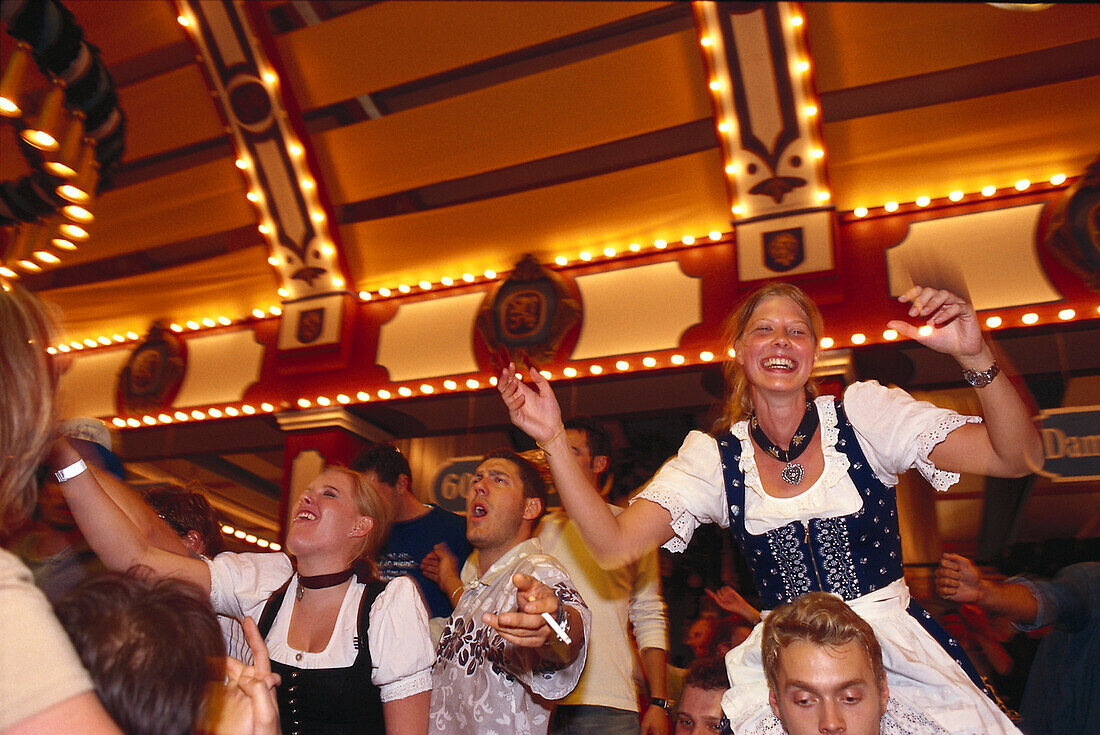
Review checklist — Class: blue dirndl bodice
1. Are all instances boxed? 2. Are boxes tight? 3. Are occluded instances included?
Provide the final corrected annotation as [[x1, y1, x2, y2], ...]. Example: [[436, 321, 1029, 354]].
[[717, 397, 993, 696]]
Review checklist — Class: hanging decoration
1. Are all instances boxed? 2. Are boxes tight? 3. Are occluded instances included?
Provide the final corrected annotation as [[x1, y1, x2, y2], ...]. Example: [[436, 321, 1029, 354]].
[[0, 0, 125, 276]]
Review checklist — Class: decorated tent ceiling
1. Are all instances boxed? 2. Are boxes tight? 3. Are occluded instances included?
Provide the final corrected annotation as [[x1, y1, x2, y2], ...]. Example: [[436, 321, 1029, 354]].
[[3, 1, 1098, 341], [2, 1, 1099, 546]]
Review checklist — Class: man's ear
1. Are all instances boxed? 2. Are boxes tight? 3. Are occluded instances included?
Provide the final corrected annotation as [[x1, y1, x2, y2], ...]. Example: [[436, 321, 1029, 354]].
[[396, 474, 411, 493], [183, 530, 204, 554], [522, 497, 544, 521], [592, 455, 609, 476], [351, 516, 375, 538], [879, 675, 890, 712], [768, 688, 781, 719]]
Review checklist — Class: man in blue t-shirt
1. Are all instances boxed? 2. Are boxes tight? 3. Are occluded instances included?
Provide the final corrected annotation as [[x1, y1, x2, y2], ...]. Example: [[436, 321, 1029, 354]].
[[352, 442, 469, 619]]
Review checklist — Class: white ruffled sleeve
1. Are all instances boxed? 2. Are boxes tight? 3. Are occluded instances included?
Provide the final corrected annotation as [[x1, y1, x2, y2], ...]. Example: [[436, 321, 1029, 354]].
[[368, 575, 434, 702], [206, 551, 293, 621], [843, 381, 982, 492], [631, 430, 728, 553]]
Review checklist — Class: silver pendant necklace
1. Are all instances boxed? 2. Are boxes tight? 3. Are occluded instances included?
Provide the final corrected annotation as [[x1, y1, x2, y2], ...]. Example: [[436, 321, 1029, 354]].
[[749, 401, 819, 485]]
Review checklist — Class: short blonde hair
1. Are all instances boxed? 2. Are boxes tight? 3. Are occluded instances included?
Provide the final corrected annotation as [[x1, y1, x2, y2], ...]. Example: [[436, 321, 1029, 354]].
[[761, 592, 885, 693], [325, 466, 394, 572], [715, 282, 824, 432], [0, 285, 58, 536]]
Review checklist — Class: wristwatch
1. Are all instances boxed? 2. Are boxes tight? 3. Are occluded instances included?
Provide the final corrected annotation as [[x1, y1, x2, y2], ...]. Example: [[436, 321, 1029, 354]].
[[962, 360, 1000, 388], [649, 697, 673, 712]]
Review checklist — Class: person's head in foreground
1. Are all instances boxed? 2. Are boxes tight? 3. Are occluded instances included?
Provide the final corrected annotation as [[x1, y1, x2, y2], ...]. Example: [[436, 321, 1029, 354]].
[[53, 570, 226, 735], [0, 283, 57, 538], [762, 592, 888, 735], [676, 656, 729, 734]]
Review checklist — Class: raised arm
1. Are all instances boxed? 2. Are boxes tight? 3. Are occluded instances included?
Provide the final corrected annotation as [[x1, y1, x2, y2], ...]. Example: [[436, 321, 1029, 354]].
[[889, 286, 1043, 478], [497, 364, 674, 568], [49, 440, 211, 593]]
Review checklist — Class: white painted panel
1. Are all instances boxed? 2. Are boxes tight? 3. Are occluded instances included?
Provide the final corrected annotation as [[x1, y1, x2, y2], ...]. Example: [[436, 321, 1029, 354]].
[[175, 331, 265, 407], [573, 261, 700, 359], [886, 203, 1061, 310], [56, 349, 131, 419], [377, 292, 483, 381]]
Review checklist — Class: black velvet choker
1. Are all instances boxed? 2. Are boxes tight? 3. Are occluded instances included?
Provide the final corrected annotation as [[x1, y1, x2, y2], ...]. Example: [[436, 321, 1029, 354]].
[[749, 400, 819, 485], [296, 568, 355, 600]]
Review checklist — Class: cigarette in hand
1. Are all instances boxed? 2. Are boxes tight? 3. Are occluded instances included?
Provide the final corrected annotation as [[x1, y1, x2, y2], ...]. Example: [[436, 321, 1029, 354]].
[[541, 611, 571, 645]]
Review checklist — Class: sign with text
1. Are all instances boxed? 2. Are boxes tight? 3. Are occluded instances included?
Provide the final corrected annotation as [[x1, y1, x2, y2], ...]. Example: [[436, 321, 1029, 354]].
[[1037, 405, 1100, 482]]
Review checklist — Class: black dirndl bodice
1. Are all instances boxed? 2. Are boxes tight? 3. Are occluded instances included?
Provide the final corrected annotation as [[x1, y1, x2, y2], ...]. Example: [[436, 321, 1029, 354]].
[[717, 397, 992, 695]]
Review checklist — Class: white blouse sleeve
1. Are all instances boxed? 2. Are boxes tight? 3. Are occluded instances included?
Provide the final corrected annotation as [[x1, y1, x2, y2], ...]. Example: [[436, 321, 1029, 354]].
[[844, 381, 982, 492], [206, 551, 293, 621], [368, 575, 434, 702], [631, 430, 729, 553]]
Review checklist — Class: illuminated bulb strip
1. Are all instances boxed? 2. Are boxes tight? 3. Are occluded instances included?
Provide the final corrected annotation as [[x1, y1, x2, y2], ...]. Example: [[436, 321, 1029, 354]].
[[104, 300, 1083, 429], [847, 172, 1070, 218], [220, 524, 280, 551]]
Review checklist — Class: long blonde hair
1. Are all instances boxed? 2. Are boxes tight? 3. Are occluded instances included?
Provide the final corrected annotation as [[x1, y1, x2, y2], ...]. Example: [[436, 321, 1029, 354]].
[[0, 284, 58, 536], [714, 282, 824, 433]]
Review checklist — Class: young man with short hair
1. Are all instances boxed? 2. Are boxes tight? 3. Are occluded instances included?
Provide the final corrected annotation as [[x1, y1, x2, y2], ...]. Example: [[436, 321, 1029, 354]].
[[674, 657, 727, 735], [759, 592, 946, 735], [425, 448, 591, 735]]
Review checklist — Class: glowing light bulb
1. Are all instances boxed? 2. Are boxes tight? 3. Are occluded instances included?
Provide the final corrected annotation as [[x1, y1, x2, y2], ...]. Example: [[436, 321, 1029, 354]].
[[642, 357, 657, 367], [563, 367, 577, 378], [916, 196, 931, 207], [465, 379, 479, 389], [918, 325, 933, 337], [589, 365, 603, 375], [884, 201, 899, 212], [579, 252, 592, 261], [398, 387, 412, 397], [1022, 313, 1038, 325], [616, 360, 629, 370], [700, 351, 714, 361], [555, 256, 568, 266], [819, 337, 834, 349], [603, 247, 616, 257], [949, 191, 964, 202], [1050, 173, 1066, 185], [1058, 309, 1075, 320], [982, 185, 996, 197], [670, 354, 685, 365], [682, 236, 695, 245], [882, 330, 898, 341], [985, 316, 1002, 328], [1015, 179, 1030, 191], [377, 389, 391, 399], [853, 207, 868, 218], [709, 231, 722, 240]]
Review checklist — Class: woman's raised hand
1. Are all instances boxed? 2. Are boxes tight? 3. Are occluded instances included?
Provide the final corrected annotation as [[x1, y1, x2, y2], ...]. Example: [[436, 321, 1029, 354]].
[[496, 363, 564, 444], [888, 286, 987, 361]]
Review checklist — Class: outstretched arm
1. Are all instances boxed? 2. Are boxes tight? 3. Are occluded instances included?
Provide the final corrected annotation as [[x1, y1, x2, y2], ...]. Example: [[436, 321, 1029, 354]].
[[935, 553, 1039, 625], [889, 286, 1043, 478], [497, 364, 674, 568], [49, 439, 211, 592], [483, 572, 585, 664]]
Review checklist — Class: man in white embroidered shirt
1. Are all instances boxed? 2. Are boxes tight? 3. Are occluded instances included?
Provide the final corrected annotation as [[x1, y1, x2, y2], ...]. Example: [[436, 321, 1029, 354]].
[[424, 448, 591, 735]]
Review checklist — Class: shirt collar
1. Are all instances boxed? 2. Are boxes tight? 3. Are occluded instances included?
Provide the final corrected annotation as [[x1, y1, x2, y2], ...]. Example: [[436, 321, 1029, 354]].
[[461, 537, 543, 588]]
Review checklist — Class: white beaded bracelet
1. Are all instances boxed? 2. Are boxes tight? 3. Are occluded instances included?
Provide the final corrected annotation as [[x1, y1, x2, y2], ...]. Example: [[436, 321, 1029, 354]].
[[54, 459, 88, 483]]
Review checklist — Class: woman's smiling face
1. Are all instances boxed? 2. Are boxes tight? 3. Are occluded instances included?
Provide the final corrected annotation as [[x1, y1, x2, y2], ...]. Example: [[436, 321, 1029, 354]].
[[287, 468, 370, 559], [736, 295, 817, 398]]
